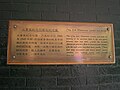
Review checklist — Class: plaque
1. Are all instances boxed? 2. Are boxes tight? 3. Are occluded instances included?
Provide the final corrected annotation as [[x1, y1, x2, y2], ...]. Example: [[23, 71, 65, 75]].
[[7, 20, 115, 65]]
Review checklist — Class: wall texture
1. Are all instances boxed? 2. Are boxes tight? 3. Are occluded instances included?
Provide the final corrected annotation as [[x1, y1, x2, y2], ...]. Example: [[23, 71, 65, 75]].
[[0, 0, 120, 90]]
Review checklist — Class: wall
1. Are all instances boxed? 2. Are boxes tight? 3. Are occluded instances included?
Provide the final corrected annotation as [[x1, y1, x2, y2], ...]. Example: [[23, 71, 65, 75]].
[[0, 0, 120, 90]]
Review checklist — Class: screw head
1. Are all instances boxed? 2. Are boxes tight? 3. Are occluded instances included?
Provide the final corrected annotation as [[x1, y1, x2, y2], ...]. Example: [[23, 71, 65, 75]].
[[13, 25, 17, 28], [12, 55, 16, 59], [108, 55, 112, 59]]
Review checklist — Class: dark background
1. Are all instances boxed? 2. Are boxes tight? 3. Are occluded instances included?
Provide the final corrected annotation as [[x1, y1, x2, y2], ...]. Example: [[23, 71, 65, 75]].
[[0, 0, 120, 90]]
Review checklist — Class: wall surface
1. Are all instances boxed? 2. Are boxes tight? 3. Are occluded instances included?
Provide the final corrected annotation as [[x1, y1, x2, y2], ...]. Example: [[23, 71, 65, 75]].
[[0, 0, 120, 90]]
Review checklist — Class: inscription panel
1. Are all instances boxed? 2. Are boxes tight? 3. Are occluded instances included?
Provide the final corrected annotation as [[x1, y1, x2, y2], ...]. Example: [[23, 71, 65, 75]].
[[7, 20, 115, 64]]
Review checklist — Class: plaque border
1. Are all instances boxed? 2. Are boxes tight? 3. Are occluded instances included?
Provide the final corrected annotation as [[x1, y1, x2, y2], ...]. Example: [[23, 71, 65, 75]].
[[7, 20, 115, 65]]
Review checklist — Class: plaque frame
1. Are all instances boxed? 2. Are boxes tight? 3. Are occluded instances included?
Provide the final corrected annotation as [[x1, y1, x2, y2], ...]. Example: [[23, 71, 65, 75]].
[[7, 20, 115, 65]]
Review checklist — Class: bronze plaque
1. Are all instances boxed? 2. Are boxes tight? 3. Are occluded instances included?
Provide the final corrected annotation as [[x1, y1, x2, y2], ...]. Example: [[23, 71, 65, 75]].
[[7, 20, 115, 65]]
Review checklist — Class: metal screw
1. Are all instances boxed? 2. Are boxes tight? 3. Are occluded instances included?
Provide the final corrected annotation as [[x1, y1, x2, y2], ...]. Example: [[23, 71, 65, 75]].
[[12, 55, 16, 59], [107, 28, 109, 31], [13, 25, 17, 28], [108, 55, 112, 59]]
